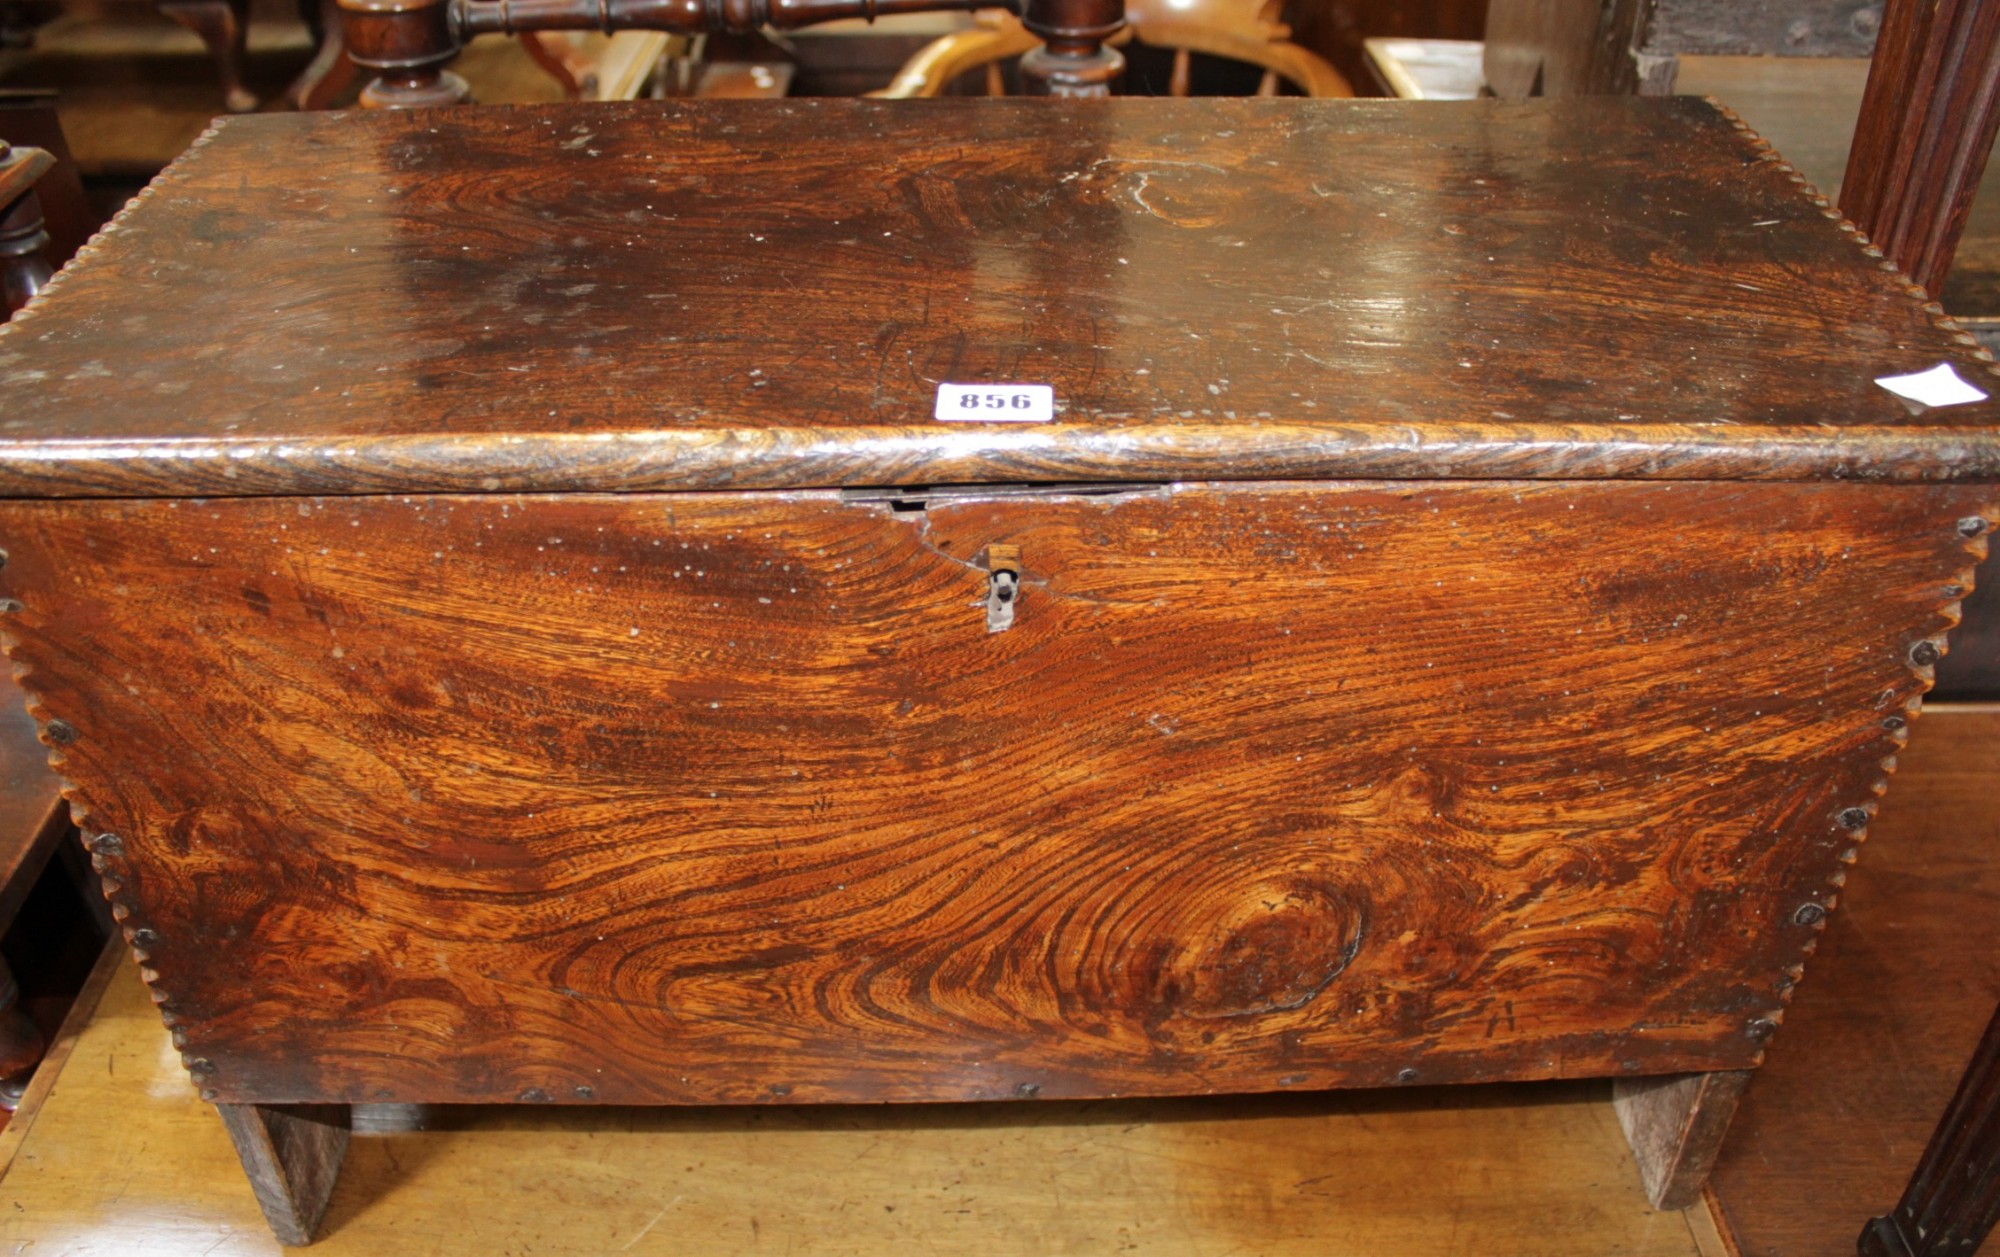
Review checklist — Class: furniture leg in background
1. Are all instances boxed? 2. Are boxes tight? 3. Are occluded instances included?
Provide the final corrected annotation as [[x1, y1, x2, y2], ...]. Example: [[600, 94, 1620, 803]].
[[289, 0, 359, 110], [1859, 1002, 2000, 1256], [157, 0, 259, 113], [0, 955, 43, 1108], [0, 141, 53, 317]]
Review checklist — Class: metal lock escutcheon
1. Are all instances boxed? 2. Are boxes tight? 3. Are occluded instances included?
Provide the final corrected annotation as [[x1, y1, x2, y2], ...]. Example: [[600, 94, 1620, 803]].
[[985, 545, 1022, 634]]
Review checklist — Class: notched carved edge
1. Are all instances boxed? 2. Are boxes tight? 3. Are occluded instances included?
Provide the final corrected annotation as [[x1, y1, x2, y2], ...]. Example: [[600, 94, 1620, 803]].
[[1744, 500, 1997, 1059], [0, 602, 210, 1096], [0, 116, 233, 337], [1705, 99, 2000, 377]]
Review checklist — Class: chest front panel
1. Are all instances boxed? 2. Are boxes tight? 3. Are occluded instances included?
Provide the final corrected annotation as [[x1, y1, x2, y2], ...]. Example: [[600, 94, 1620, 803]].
[[0, 479, 1982, 1105]]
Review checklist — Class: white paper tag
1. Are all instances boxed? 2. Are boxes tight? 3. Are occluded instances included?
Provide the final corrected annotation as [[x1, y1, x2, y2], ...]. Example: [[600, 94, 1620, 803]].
[[934, 383, 1054, 423], [1874, 362, 1990, 408]]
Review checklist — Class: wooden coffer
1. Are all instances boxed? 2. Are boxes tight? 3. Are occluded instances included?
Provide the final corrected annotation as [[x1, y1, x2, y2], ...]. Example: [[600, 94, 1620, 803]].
[[0, 95, 1994, 1224]]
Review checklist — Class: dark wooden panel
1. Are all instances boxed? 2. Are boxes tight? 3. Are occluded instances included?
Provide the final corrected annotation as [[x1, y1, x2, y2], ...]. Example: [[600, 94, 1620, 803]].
[[1708, 709, 2000, 1256], [0, 97, 1994, 499], [0, 480, 1984, 1106]]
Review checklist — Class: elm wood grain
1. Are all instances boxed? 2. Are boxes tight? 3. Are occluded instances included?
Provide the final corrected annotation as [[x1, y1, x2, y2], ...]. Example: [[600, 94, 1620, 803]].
[[1705, 708, 2000, 1256], [3, 97, 1998, 501], [0, 966, 1717, 1257], [0, 480, 1987, 1110], [1860, 1000, 2000, 1257], [1839, 0, 2000, 298], [1612, 1069, 1748, 1210], [217, 1104, 350, 1247]]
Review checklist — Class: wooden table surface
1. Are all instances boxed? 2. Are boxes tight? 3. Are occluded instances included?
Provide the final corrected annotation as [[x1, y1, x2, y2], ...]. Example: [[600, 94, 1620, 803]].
[[3, 96, 1996, 503], [0, 950, 1724, 1256]]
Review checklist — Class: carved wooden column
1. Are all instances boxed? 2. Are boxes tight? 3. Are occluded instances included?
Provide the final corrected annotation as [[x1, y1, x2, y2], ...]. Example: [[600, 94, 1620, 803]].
[[0, 142, 54, 318], [1859, 1001, 2000, 1257], [1840, 0, 2000, 295]]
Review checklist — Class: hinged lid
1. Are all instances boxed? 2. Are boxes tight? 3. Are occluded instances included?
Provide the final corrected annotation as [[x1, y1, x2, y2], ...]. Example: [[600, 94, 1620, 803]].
[[2, 95, 1997, 497]]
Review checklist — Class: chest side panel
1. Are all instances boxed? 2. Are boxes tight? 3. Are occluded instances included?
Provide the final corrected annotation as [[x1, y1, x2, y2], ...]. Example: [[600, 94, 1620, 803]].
[[0, 480, 1986, 1105]]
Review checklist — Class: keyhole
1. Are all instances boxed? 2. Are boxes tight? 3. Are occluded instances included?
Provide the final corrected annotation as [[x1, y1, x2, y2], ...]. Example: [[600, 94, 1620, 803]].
[[987, 569, 1019, 633]]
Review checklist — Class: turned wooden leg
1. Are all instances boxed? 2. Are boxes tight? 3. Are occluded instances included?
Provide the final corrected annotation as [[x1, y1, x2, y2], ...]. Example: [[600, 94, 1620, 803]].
[[519, 32, 595, 99], [217, 1103, 351, 1246], [288, 0, 359, 110], [0, 955, 44, 1109], [1613, 1068, 1751, 1210], [0, 147, 55, 319], [1019, 0, 1124, 95], [1859, 1002, 2000, 1256], [159, 0, 259, 113], [341, 0, 470, 108]]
